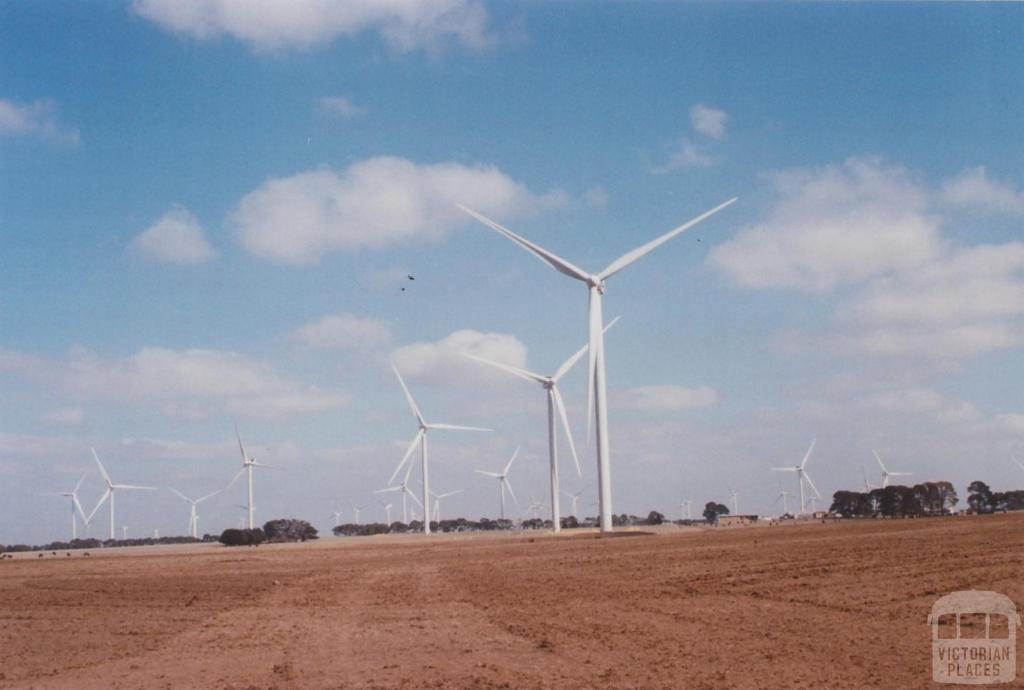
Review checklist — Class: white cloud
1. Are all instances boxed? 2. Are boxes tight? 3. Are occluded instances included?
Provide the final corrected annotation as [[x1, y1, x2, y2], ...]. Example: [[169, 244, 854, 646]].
[[615, 385, 718, 411], [0, 98, 79, 143], [940, 166, 1024, 216], [132, 0, 492, 52], [0, 346, 347, 419], [583, 186, 609, 208], [231, 156, 564, 263], [317, 96, 364, 118], [690, 103, 727, 140], [40, 407, 85, 427], [391, 329, 528, 386], [293, 313, 393, 350], [131, 206, 218, 264], [710, 157, 941, 292], [649, 137, 714, 174]]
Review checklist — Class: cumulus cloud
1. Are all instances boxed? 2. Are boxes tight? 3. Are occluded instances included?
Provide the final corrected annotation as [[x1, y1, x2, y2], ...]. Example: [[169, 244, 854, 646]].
[[614, 385, 718, 411], [710, 157, 941, 292], [131, 206, 218, 264], [293, 313, 393, 350], [940, 166, 1024, 216], [391, 329, 528, 387], [317, 96, 364, 118], [0, 98, 79, 143], [0, 346, 347, 419], [132, 0, 492, 52], [231, 156, 564, 263], [583, 186, 609, 208], [690, 103, 727, 140], [649, 138, 714, 175]]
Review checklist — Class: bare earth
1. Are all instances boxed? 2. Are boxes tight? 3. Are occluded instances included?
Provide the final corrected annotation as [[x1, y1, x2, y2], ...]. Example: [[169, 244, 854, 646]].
[[1, 515, 1021, 689]]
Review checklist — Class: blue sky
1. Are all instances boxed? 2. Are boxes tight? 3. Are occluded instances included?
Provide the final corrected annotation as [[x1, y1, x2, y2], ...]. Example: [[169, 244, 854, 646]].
[[3, 2, 1024, 543]]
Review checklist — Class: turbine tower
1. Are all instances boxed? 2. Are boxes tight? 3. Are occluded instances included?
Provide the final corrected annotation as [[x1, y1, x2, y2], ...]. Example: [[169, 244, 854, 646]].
[[770, 440, 822, 514], [475, 447, 521, 520], [230, 425, 272, 529], [463, 318, 618, 533], [873, 450, 911, 488], [90, 448, 155, 540], [389, 364, 490, 535], [43, 473, 87, 541], [459, 197, 737, 532], [773, 488, 792, 515], [431, 489, 463, 523], [727, 484, 740, 515], [169, 487, 220, 539], [562, 488, 585, 518]]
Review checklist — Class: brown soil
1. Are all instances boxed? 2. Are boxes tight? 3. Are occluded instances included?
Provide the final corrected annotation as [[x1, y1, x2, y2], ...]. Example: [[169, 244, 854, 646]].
[[1, 515, 1021, 689]]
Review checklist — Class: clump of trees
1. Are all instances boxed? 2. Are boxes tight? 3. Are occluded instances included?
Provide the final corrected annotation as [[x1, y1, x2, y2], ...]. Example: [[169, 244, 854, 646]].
[[219, 527, 266, 546], [703, 502, 730, 523], [966, 481, 1024, 514], [263, 519, 318, 542], [830, 481, 957, 518]]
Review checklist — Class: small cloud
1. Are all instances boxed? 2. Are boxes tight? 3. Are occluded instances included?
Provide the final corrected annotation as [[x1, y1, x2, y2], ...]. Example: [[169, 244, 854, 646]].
[[940, 166, 1024, 216], [690, 103, 728, 140], [317, 96, 364, 118], [40, 407, 85, 427], [615, 385, 719, 411], [131, 205, 218, 264], [583, 186, 609, 208], [649, 138, 714, 175], [293, 313, 393, 350], [391, 329, 527, 387], [0, 98, 79, 144]]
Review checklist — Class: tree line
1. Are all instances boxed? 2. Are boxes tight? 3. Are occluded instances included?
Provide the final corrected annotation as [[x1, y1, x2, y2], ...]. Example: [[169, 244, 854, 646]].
[[830, 481, 958, 518]]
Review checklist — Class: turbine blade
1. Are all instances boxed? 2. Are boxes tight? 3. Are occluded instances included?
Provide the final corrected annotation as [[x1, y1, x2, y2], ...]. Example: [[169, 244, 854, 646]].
[[598, 198, 738, 280], [475, 470, 503, 478], [427, 423, 491, 432], [770, 467, 798, 472], [1014, 456, 1024, 471], [91, 448, 111, 485], [169, 488, 191, 503], [226, 467, 246, 491], [405, 489, 423, 509], [87, 489, 111, 523], [112, 484, 157, 490], [374, 486, 403, 494], [889, 471, 912, 477], [800, 439, 816, 470], [503, 446, 521, 475], [235, 423, 248, 464], [503, 478, 518, 504], [553, 316, 620, 382], [403, 453, 417, 484], [461, 352, 546, 384], [72, 495, 87, 522], [552, 387, 582, 478], [196, 489, 221, 503], [873, 449, 888, 474], [389, 429, 424, 486], [73, 472, 87, 494], [803, 472, 823, 500], [439, 490, 463, 499], [250, 462, 273, 468], [456, 204, 590, 282], [391, 364, 425, 426]]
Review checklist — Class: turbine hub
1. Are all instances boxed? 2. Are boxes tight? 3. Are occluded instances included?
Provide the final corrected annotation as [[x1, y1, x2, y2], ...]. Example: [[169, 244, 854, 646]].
[[587, 275, 605, 292]]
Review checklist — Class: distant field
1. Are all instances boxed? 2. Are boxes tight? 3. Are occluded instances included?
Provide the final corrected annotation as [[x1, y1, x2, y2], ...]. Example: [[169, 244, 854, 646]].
[[1, 515, 1021, 689]]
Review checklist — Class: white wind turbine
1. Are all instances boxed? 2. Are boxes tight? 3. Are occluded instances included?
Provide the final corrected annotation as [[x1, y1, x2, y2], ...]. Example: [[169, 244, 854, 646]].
[[352, 506, 364, 524], [378, 501, 394, 525], [873, 450, 911, 488], [726, 484, 740, 515], [561, 487, 585, 519], [459, 197, 737, 532], [43, 473, 88, 541], [463, 318, 619, 533], [771, 440, 821, 515], [677, 498, 693, 521], [772, 488, 792, 515], [388, 364, 490, 535], [431, 489, 463, 523], [89, 448, 156, 540], [861, 465, 880, 491], [375, 458, 422, 524], [475, 447, 520, 520], [169, 487, 221, 539], [229, 425, 272, 529]]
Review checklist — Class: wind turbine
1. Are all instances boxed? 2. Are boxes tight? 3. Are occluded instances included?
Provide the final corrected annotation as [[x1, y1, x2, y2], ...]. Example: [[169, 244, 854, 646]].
[[352, 506, 364, 524], [463, 318, 618, 533], [375, 458, 422, 524], [1014, 456, 1024, 473], [772, 488, 792, 515], [726, 484, 740, 515], [873, 450, 911, 488], [770, 439, 822, 514], [229, 425, 272, 529], [388, 364, 490, 535], [459, 197, 737, 532], [861, 465, 880, 491], [89, 448, 156, 540], [377, 500, 393, 525], [169, 487, 221, 539], [475, 447, 520, 520], [677, 498, 693, 521], [561, 487, 585, 518], [431, 489, 463, 523], [43, 473, 88, 540]]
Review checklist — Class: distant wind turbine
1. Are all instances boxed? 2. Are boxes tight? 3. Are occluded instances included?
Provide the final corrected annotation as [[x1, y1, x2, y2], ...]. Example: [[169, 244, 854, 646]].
[[169, 487, 221, 539], [772, 488, 792, 515], [561, 487, 585, 519], [43, 473, 88, 541], [770, 440, 822, 514], [459, 197, 737, 532], [389, 364, 490, 535], [861, 465, 880, 491], [375, 457, 422, 524], [463, 318, 618, 533], [89, 448, 156, 540], [475, 447, 520, 520], [228, 425, 272, 530], [431, 489, 463, 523], [726, 484, 740, 515], [873, 450, 911, 488]]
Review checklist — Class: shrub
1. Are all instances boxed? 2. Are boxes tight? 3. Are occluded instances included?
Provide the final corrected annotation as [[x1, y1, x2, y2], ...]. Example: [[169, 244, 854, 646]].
[[219, 528, 266, 546]]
